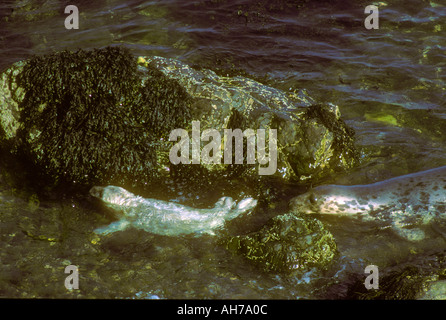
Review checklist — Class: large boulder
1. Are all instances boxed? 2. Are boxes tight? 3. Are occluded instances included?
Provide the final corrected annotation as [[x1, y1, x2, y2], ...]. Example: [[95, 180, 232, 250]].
[[0, 47, 358, 195]]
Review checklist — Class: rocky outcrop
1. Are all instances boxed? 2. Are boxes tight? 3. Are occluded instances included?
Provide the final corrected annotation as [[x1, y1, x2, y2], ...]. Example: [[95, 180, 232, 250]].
[[140, 55, 358, 182], [0, 47, 358, 194]]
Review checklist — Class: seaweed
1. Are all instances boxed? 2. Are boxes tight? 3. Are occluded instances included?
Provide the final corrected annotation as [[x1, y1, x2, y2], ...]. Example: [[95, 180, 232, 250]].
[[14, 46, 192, 190], [135, 65, 192, 136]]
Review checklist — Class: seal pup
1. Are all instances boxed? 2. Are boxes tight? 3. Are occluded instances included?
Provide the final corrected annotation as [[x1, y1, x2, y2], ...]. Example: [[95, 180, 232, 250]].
[[90, 185, 257, 237], [290, 166, 446, 241]]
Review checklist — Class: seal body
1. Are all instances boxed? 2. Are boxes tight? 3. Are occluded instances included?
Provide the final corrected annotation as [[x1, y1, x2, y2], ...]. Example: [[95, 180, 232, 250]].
[[90, 186, 257, 236], [290, 166, 446, 241]]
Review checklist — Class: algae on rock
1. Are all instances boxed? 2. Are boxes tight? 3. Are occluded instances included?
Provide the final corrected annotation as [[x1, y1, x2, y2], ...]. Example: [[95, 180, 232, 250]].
[[5, 47, 191, 188], [222, 212, 337, 274]]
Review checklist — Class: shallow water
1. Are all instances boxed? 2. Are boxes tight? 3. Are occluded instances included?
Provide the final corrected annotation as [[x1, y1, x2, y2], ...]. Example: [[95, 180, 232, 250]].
[[1, 0, 446, 299]]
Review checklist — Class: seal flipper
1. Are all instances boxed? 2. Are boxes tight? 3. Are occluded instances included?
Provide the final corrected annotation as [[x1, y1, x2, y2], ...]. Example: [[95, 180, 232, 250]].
[[94, 220, 131, 235], [225, 198, 258, 220], [214, 197, 235, 210]]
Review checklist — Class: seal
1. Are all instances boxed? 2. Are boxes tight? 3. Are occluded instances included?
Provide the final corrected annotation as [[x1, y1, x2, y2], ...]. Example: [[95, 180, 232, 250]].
[[90, 185, 257, 237], [290, 166, 446, 241]]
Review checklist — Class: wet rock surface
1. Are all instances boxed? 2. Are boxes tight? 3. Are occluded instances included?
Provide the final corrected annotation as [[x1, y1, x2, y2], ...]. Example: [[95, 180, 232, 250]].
[[141, 55, 359, 182]]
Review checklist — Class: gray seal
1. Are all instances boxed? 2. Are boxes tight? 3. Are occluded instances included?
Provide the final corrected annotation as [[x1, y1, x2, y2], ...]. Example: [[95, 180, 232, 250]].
[[90, 185, 257, 237], [290, 166, 446, 241]]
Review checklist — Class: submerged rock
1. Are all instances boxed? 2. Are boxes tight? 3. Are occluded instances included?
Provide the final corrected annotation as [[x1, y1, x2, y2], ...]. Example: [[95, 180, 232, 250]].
[[345, 250, 446, 300], [222, 212, 337, 274]]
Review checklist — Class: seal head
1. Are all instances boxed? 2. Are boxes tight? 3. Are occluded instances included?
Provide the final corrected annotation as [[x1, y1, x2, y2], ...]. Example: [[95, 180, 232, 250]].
[[290, 185, 372, 215], [289, 166, 446, 241]]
